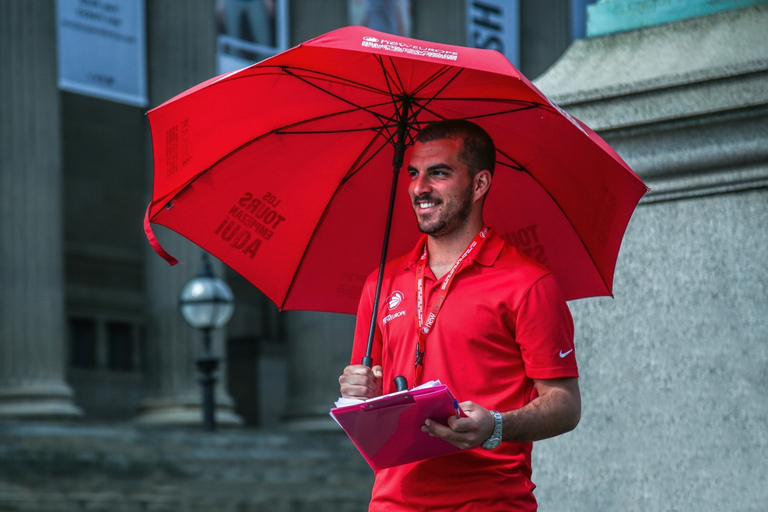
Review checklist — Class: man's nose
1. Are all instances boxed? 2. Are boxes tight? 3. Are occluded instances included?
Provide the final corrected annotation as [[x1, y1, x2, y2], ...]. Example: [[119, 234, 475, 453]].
[[411, 173, 432, 196]]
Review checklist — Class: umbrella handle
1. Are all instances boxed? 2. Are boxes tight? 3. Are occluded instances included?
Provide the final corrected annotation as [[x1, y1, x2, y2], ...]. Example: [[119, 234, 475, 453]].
[[394, 375, 408, 392]]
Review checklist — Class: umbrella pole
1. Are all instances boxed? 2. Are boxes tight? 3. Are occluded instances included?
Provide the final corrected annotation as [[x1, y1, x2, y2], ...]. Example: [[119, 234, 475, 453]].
[[362, 98, 411, 370]]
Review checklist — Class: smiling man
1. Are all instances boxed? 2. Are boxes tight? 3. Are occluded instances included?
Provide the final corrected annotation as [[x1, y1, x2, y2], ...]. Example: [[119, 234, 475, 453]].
[[339, 119, 581, 511]]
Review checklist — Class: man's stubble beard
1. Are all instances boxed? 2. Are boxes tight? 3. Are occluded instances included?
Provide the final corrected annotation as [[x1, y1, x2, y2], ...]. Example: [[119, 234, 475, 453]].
[[416, 183, 474, 240]]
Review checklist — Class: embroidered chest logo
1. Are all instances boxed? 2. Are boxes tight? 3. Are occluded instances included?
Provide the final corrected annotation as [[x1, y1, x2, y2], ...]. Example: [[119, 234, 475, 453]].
[[383, 291, 406, 325], [387, 291, 404, 310]]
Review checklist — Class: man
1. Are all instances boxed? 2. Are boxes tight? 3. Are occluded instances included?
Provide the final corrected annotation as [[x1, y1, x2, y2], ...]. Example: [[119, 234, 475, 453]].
[[339, 119, 581, 511]]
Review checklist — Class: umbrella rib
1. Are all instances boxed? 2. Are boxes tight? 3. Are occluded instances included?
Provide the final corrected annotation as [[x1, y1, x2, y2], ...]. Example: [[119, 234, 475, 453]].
[[377, 55, 405, 102], [255, 65, 390, 96], [372, 55, 413, 147], [412, 99, 543, 120], [494, 148, 526, 172], [492, 148, 612, 295], [407, 69, 465, 121], [280, 66, 399, 127], [376, 60, 466, 139], [372, 55, 472, 147], [278, 64, 407, 146], [279, 131, 394, 307], [343, 130, 398, 182], [533, 172, 611, 295]]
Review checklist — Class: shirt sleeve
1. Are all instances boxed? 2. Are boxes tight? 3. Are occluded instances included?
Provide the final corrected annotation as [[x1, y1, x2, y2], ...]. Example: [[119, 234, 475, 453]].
[[516, 273, 579, 380]]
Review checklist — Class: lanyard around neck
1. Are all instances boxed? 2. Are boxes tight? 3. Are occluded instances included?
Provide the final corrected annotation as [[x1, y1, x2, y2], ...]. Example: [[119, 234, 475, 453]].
[[413, 227, 490, 383]]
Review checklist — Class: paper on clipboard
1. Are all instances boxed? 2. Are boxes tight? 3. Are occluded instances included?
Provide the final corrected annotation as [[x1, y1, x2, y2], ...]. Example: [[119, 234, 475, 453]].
[[330, 381, 464, 471]]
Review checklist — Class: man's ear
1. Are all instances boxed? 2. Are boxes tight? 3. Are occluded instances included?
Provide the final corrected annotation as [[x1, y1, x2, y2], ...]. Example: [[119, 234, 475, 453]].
[[474, 169, 492, 201]]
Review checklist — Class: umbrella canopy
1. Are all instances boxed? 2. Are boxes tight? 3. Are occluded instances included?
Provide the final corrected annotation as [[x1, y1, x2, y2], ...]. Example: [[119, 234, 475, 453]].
[[145, 26, 648, 315]]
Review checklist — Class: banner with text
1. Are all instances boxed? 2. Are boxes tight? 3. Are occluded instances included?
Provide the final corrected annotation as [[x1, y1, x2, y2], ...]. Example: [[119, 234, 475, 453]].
[[57, 0, 147, 106]]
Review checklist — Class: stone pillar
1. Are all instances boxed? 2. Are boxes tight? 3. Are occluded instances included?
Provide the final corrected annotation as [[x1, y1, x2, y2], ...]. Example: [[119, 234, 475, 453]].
[[136, 0, 241, 426], [284, 311, 356, 430], [519, 0, 571, 78], [0, 0, 81, 418]]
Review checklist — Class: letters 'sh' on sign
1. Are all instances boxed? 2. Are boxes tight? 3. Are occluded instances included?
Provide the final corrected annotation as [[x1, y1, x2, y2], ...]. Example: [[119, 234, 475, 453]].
[[466, 0, 520, 67]]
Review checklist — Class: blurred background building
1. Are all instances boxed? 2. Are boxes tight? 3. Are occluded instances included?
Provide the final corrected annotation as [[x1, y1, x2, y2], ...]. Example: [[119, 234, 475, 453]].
[[1, 0, 767, 510]]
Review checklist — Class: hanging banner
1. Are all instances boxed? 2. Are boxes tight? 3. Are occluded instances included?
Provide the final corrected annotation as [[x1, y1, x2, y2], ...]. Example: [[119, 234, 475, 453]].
[[466, 0, 520, 67], [56, 0, 147, 107]]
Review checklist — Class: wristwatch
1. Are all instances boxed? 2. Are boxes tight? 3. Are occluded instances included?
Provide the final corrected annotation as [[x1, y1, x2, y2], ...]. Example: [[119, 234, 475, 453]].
[[481, 410, 503, 450]]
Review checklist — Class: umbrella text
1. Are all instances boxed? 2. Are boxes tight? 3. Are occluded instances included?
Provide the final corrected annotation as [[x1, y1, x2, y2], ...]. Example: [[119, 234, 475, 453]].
[[212, 193, 288, 259], [237, 192, 286, 229], [361, 38, 458, 61], [501, 225, 547, 265]]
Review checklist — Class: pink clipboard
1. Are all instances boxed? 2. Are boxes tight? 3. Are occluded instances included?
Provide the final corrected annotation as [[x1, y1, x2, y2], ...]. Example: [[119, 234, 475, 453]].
[[330, 384, 464, 471]]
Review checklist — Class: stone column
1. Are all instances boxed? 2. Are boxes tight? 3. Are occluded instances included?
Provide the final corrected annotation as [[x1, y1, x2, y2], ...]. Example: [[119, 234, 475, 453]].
[[0, 0, 81, 418], [136, 0, 241, 426], [284, 311, 356, 430], [519, 0, 571, 78]]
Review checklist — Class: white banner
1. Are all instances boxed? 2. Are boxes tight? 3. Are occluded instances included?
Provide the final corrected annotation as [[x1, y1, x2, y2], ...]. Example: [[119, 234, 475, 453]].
[[466, 0, 520, 67], [57, 0, 147, 107]]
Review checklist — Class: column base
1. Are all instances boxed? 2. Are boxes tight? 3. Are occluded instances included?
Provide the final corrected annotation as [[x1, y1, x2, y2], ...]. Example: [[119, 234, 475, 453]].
[[135, 396, 243, 427], [0, 384, 82, 419], [284, 415, 341, 432]]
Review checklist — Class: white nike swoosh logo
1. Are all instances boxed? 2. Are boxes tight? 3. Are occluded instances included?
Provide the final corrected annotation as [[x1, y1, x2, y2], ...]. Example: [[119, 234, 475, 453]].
[[559, 349, 573, 358]]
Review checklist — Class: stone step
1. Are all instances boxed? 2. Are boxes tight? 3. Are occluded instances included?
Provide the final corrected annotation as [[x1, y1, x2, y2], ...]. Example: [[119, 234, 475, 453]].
[[0, 421, 374, 512]]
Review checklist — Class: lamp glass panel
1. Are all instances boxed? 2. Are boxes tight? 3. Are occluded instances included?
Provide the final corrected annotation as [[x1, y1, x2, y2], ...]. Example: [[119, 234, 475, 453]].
[[179, 276, 234, 329]]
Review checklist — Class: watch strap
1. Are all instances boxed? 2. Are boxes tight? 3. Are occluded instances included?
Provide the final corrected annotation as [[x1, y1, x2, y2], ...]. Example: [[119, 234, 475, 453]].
[[481, 410, 503, 449]]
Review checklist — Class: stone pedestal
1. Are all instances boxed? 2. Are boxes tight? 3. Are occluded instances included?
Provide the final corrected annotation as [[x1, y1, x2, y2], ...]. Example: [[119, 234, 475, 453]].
[[531, 5, 768, 511], [0, 0, 81, 419]]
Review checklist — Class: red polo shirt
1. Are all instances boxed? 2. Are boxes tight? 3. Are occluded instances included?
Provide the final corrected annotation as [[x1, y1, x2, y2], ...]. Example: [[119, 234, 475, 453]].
[[350, 228, 578, 511]]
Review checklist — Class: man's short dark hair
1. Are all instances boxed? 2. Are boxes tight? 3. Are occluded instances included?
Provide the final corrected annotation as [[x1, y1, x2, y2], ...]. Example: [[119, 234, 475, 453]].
[[415, 119, 496, 176]]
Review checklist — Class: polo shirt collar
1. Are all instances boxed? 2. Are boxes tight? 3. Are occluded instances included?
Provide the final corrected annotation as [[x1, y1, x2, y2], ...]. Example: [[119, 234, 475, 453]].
[[403, 227, 505, 271]]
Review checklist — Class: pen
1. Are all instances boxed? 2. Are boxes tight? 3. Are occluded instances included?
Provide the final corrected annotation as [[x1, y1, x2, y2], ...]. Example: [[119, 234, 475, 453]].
[[454, 399, 460, 419]]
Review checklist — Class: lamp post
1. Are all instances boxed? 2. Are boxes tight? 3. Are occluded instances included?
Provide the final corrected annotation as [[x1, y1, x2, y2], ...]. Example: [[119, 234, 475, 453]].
[[179, 253, 234, 432]]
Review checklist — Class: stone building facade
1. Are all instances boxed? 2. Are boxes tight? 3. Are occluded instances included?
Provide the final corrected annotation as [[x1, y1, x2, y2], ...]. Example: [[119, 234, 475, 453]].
[[0, 0, 578, 428], [1, 1, 767, 510]]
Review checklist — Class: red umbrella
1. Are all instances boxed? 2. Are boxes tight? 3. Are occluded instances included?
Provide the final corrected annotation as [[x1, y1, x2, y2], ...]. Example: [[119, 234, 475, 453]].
[[145, 26, 647, 328]]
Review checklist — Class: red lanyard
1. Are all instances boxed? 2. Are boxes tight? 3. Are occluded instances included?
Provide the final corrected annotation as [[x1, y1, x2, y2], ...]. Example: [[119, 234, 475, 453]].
[[413, 227, 489, 384]]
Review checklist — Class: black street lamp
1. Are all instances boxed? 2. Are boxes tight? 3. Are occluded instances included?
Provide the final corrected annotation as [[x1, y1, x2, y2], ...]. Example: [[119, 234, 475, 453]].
[[179, 253, 234, 432]]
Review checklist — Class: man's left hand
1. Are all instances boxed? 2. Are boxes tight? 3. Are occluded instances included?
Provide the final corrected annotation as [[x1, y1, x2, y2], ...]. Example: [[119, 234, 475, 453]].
[[421, 378, 581, 449], [420, 401, 495, 450]]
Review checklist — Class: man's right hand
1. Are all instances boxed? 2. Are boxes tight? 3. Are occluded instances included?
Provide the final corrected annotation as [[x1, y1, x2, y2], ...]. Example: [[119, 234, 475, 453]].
[[339, 364, 383, 399]]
